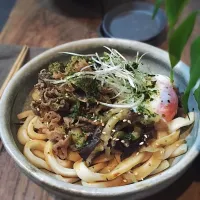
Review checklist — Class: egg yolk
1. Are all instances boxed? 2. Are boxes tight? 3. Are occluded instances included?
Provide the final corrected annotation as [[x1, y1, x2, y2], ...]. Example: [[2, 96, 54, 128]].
[[150, 75, 178, 122]]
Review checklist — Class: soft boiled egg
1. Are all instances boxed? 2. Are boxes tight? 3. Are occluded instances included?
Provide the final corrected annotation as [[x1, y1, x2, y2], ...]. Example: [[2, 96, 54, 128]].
[[149, 74, 178, 122]]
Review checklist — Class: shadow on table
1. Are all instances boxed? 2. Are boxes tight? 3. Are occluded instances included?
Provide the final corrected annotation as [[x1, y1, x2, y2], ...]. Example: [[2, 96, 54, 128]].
[[51, 0, 103, 18], [147, 154, 200, 200], [48, 0, 141, 18], [51, 0, 134, 17]]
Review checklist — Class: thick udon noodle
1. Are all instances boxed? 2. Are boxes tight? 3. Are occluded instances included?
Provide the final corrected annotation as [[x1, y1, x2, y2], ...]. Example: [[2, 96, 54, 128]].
[[17, 109, 194, 187]]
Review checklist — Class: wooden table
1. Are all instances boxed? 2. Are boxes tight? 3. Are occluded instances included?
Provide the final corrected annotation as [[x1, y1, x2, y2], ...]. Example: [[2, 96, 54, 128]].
[[0, 0, 200, 200]]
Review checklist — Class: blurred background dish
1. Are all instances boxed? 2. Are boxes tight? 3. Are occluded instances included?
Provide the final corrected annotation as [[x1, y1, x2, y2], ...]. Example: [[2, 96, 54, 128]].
[[101, 1, 167, 45]]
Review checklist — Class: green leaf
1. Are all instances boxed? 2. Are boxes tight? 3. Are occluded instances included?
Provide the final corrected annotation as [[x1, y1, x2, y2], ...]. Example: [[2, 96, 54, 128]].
[[168, 11, 199, 81], [194, 85, 200, 110], [152, 0, 164, 19], [165, 0, 190, 28], [182, 36, 200, 112]]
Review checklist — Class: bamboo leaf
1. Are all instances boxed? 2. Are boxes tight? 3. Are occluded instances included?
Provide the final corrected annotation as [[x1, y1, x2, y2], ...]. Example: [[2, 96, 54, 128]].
[[182, 36, 200, 112], [165, 0, 190, 28], [194, 85, 200, 110], [168, 11, 199, 81], [152, 0, 164, 19]]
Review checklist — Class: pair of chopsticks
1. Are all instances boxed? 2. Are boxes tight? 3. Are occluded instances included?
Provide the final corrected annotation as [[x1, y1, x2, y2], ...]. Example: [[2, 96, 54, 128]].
[[0, 45, 29, 98]]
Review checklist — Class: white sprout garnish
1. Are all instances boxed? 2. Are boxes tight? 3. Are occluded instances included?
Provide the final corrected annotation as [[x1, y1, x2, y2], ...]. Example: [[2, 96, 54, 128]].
[[50, 47, 152, 110]]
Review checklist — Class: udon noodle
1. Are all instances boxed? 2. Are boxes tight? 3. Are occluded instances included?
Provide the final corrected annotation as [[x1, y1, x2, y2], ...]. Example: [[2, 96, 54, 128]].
[[17, 48, 195, 187]]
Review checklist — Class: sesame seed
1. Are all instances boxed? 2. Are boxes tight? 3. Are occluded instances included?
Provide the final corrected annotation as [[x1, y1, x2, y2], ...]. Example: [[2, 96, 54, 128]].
[[136, 152, 139, 155], [123, 179, 127, 183], [144, 135, 147, 138], [141, 178, 144, 181], [36, 108, 40, 111], [123, 119, 127, 122], [112, 129, 116, 132], [121, 140, 125, 143], [108, 169, 111, 172], [127, 120, 131, 124], [113, 116, 118, 119], [110, 136, 113, 139], [115, 138, 120, 141], [102, 123, 105, 126], [134, 172, 138, 176], [139, 142, 144, 145], [94, 120, 97, 122], [124, 143, 129, 147], [102, 132, 106, 135]]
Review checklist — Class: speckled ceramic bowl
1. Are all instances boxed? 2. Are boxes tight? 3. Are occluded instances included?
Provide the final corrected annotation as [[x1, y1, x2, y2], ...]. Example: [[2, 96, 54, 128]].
[[0, 38, 199, 200]]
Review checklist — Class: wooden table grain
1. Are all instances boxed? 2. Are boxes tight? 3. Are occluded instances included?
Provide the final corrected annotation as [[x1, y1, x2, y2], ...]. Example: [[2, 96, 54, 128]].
[[0, 0, 200, 200]]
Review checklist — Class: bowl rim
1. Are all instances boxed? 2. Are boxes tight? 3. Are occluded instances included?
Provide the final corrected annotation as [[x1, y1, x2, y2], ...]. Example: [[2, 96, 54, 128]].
[[0, 38, 199, 198]]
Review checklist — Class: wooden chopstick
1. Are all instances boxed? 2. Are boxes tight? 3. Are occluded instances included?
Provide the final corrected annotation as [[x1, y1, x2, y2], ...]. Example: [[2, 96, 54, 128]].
[[0, 45, 29, 98]]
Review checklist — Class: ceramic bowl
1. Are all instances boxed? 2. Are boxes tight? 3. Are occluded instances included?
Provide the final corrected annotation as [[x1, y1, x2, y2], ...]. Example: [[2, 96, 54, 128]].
[[0, 38, 199, 200]]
